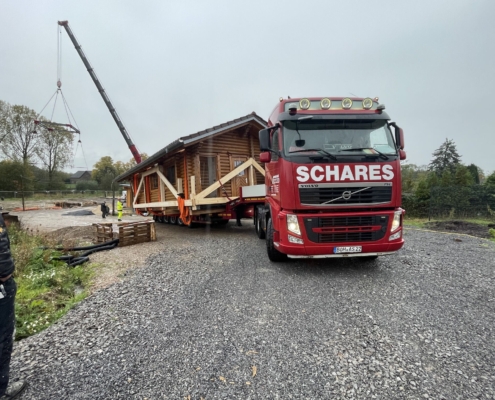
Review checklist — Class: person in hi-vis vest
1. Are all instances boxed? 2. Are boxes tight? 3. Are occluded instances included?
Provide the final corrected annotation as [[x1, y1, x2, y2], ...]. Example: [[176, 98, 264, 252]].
[[117, 198, 123, 221]]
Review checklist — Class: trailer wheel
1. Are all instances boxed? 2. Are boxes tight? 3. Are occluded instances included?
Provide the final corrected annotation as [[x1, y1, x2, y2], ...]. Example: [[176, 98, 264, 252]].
[[266, 218, 287, 262], [169, 215, 178, 225], [177, 217, 184, 226], [163, 216, 170, 224], [255, 212, 265, 239]]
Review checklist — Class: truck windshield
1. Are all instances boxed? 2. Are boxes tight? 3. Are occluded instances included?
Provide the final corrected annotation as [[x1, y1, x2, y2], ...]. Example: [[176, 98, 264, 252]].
[[283, 119, 396, 159]]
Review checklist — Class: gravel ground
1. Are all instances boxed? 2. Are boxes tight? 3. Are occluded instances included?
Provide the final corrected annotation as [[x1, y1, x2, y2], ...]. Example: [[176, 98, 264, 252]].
[[9, 224, 495, 399]]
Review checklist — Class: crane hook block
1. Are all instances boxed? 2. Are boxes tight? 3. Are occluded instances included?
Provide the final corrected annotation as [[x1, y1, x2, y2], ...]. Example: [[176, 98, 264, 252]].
[[57, 80, 62, 88]]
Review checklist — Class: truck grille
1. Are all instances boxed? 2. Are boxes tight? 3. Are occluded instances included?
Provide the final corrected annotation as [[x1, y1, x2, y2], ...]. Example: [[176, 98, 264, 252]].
[[303, 215, 388, 243], [299, 183, 392, 206]]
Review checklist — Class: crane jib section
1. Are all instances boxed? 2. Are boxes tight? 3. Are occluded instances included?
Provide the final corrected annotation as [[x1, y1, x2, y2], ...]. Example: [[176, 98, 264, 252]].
[[57, 20, 141, 164]]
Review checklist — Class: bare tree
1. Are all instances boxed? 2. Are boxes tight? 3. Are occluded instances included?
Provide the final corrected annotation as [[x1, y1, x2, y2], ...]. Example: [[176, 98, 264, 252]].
[[35, 123, 74, 187], [0, 100, 9, 145]]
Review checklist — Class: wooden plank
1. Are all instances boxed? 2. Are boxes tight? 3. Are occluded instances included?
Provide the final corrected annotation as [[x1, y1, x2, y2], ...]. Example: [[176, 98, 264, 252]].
[[190, 176, 197, 210], [156, 169, 179, 198], [195, 158, 257, 200], [177, 178, 183, 194]]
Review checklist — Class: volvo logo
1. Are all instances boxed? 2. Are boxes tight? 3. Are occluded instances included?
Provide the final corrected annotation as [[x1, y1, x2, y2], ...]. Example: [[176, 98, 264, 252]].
[[342, 191, 352, 200]]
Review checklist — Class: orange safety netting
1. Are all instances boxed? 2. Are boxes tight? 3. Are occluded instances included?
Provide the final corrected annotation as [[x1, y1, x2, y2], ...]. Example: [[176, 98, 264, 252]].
[[177, 196, 192, 226]]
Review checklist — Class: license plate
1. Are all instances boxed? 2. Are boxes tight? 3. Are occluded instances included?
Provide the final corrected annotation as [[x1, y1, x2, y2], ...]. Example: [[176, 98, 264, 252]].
[[334, 246, 362, 254]]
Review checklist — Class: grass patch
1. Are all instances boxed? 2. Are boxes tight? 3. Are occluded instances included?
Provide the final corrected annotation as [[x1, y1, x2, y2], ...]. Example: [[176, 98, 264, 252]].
[[9, 225, 96, 340], [404, 217, 494, 228], [403, 218, 428, 228]]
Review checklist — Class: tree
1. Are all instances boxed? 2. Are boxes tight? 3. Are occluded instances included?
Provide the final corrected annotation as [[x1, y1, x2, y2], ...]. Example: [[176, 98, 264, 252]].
[[466, 163, 481, 184], [92, 156, 117, 189], [0, 104, 39, 164], [428, 138, 461, 176], [35, 123, 74, 189], [401, 163, 429, 193], [121, 153, 149, 172], [0, 100, 9, 144], [454, 165, 474, 186], [440, 169, 453, 187], [485, 172, 495, 187], [0, 160, 35, 192]]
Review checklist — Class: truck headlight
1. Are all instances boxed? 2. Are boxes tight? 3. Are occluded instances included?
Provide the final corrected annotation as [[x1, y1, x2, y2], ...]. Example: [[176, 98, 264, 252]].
[[287, 214, 301, 235], [391, 211, 401, 232]]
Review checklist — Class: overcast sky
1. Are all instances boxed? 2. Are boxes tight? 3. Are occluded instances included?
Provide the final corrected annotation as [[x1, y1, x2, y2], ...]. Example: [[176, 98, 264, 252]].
[[1, 0, 494, 174]]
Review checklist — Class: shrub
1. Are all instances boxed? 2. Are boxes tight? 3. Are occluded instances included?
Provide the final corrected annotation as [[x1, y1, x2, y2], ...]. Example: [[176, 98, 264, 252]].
[[76, 180, 99, 191]]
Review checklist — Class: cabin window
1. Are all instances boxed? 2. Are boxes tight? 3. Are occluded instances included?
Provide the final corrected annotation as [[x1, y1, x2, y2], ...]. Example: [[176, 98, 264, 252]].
[[234, 160, 245, 176], [166, 165, 176, 185], [200, 156, 217, 197], [150, 175, 158, 189]]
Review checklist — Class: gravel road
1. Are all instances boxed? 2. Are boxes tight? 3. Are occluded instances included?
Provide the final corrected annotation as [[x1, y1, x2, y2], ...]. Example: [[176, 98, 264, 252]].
[[9, 224, 495, 399]]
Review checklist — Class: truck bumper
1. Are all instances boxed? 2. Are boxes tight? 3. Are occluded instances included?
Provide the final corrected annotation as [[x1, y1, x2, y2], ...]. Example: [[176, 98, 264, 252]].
[[275, 237, 404, 258], [274, 209, 405, 258]]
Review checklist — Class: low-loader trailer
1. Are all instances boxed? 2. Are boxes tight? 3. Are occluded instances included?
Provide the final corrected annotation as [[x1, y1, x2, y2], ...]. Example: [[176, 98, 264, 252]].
[[255, 97, 406, 261]]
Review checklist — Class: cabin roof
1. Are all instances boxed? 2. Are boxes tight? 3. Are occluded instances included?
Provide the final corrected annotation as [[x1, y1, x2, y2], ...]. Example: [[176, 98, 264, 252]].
[[116, 112, 267, 182], [70, 170, 91, 179]]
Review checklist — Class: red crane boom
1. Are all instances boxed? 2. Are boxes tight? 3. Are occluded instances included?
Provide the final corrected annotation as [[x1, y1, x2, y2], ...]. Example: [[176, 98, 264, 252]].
[[58, 20, 141, 164]]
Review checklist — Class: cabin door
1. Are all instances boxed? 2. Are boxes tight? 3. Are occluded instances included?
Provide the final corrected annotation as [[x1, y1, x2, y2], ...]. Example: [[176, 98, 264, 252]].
[[231, 156, 249, 196]]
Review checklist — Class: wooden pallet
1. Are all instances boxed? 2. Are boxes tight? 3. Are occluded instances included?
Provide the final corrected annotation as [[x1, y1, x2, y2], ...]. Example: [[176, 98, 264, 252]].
[[93, 221, 156, 247], [118, 221, 156, 247], [93, 222, 114, 243]]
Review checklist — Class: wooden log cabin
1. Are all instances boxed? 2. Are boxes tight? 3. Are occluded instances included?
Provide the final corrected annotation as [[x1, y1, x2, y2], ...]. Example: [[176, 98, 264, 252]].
[[116, 112, 267, 225]]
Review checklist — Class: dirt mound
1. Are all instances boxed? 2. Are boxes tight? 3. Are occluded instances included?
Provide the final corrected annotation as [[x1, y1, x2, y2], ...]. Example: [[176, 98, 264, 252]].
[[44, 226, 95, 246], [424, 220, 493, 239]]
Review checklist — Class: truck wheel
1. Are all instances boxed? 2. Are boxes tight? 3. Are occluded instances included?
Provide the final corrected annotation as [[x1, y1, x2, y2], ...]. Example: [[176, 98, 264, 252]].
[[169, 216, 178, 225], [178, 217, 184, 226], [163, 216, 170, 224], [255, 212, 266, 239], [266, 218, 287, 262]]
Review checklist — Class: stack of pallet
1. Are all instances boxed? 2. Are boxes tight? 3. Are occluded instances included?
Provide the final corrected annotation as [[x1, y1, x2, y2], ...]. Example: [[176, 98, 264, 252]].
[[93, 221, 156, 247], [117, 221, 156, 247]]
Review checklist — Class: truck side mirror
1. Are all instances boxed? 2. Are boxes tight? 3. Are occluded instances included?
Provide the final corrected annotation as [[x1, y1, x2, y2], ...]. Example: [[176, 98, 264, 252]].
[[260, 152, 271, 163], [399, 149, 407, 160], [259, 128, 271, 151], [395, 127, 404, 150]]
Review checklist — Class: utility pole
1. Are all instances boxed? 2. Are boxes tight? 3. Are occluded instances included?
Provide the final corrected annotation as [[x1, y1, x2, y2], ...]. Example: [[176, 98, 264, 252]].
[[20, 175, 25, 211]]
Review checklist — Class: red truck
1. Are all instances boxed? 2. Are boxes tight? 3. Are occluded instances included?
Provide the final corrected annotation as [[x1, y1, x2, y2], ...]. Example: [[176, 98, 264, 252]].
[[255, 97, 406, 261]]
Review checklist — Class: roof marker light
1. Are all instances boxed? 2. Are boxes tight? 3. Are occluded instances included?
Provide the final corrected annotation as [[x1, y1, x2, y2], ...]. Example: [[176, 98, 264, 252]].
[[342, 98, 353, 109], [320, 98, 331, 109], [363, 98, 373, 109], [299, 98, 311, 110]]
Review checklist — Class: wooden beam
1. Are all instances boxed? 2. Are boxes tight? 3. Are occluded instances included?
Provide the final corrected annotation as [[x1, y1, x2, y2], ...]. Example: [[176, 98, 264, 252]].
[[132, 175, 145, 208], [195, 196, 236, 205], [177, 178, 183, 194], [159, 166, 165, 202], [141, 166, 160, 178], [195, 158, 263, 200], [252, 159, 265, 176], [190, 176, 197, 210], [156, 169, 179, 198]]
